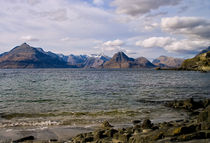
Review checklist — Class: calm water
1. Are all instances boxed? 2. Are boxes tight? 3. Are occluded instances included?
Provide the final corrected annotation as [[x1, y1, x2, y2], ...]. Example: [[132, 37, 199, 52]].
[[0, 69, 209, 127]]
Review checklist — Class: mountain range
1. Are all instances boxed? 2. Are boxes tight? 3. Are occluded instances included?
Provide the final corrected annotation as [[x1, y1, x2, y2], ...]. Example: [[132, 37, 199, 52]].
[[152, 56, 184, 68], [103, 52, 155, 68], [1, 43, 208, 70]]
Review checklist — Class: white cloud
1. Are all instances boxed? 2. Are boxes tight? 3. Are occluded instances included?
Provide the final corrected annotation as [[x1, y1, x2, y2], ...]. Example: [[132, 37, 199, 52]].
[[144, 22, 159, 31], [103, 39, 124, 46], [136, 37, 175, 48], [111, 0, 182, 16], [93, 39, 125, 54], [137, 37, 210, 53], [93, 0, 104, 6], [161, 16, 210, 39], [21, 35, 40, 42], [164, 39, 209, 53]]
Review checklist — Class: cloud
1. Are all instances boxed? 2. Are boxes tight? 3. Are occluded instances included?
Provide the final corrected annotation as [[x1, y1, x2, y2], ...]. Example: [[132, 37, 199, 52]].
[[144, 22, 159, 31], [21, 36, 40, 42], [103, 39, 124, 46], [164, 39, 210, 54], [93, 0, 104, 6], [37, 9, 69, 21], [111, 0, 182, 16], [161, 16, 210, 39], [93, 39, 125, 53], [136, 37, 175, 48], [137, 37, 210, 53]]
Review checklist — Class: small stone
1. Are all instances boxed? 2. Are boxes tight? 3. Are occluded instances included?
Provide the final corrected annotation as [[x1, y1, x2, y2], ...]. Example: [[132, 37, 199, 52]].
[[101, 121, 113, 128], [142, 129, 152, 133]]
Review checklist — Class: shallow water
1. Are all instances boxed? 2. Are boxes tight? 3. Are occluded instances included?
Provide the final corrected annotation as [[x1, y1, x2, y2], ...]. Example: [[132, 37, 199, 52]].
[[0, 69, 209, 128]]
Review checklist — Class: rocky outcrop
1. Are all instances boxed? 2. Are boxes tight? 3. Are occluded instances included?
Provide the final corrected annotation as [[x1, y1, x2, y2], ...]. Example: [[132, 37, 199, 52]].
[[103, 52, 156, 69], [181, 51, 210, 71], [152, 56, 184, 68], [71, 99, 210, 143]]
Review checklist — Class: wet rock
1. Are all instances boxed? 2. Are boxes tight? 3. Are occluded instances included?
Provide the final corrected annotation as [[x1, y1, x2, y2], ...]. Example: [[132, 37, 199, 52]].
[[203, 99, 210, 108], [117, 133, 132, 142], [165, 98, 204, 110], [171, 131, 209, 142], [132, 120, 141, 125], [13, 136, 34, 143], [171, 124, 197, 136], [93, 130, 106, 139], [198, 105, 210, 122], [152, 131, 164, 140], [141, 119, 153, 129], [104, 129, 118, 137], [84, 136, 94, 142], [101, 121, 113, 128], [49, 139, 58, 142], [70, 99, 210, 143]]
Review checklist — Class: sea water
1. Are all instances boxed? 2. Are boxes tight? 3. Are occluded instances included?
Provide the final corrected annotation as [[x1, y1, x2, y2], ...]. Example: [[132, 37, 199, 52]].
[[0, 69, 209, 128]]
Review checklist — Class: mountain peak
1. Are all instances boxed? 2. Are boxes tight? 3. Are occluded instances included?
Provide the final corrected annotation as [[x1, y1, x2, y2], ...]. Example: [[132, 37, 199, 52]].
[[20, 43, 31, 48], [112, 51, 131, 62]]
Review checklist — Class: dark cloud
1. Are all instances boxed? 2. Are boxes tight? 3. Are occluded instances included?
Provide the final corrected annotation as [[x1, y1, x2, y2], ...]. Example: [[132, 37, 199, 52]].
[[111, 0, 182, 16], [161, 16, 210, 39]]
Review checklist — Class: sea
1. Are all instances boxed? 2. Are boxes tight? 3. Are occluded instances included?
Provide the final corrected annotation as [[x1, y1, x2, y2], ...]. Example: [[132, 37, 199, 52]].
[[0, 69, 209, 131]]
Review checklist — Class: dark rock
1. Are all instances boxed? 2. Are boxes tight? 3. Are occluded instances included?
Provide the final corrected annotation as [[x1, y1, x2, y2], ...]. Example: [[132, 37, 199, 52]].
[[132, 120, 141, 125], [101, 121, 113, 128], [49, 139, 58, 142], [198, 105, 210, 122], [94, 130, 106, 139], [84, 136, 94, 142], [171, 124, 197, 136], [104, 129, 118, 137], [13, 136, 34, 143], [117, 133, 132, 142], [152, 131, 164, 140], [141, 119, 153, 129], [165, 98, 205, 110]]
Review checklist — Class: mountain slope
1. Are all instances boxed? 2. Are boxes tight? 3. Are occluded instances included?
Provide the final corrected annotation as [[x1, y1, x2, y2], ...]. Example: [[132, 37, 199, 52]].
[[181, 51, 210, 71], [152, 56, 184, 68], [103, 52, 155, 68], [84, 55, 110, 68], [0, 43, 72, 68]]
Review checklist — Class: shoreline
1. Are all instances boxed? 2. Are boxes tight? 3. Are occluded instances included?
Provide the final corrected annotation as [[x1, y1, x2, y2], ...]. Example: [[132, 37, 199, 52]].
[[1, 98, 209, 143]]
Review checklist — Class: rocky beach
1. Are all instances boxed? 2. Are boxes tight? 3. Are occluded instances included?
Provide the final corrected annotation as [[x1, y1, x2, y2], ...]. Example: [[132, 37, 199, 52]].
[[1, 98, 209, 143]]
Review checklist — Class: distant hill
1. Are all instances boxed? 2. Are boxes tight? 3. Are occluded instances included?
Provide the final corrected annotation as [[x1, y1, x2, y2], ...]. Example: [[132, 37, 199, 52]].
[[0, 43, 73, 68], [181, 51, 210, 71], [152, 56, 184, 68], [103, 52, 155, 68]]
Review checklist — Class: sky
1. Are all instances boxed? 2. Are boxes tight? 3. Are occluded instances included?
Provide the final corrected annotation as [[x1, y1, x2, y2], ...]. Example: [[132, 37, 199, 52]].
[[0, 0, 210, 59]]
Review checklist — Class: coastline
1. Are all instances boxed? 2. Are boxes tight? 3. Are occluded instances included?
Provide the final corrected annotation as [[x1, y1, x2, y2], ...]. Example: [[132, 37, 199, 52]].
[[1, 98, 209, 143]]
